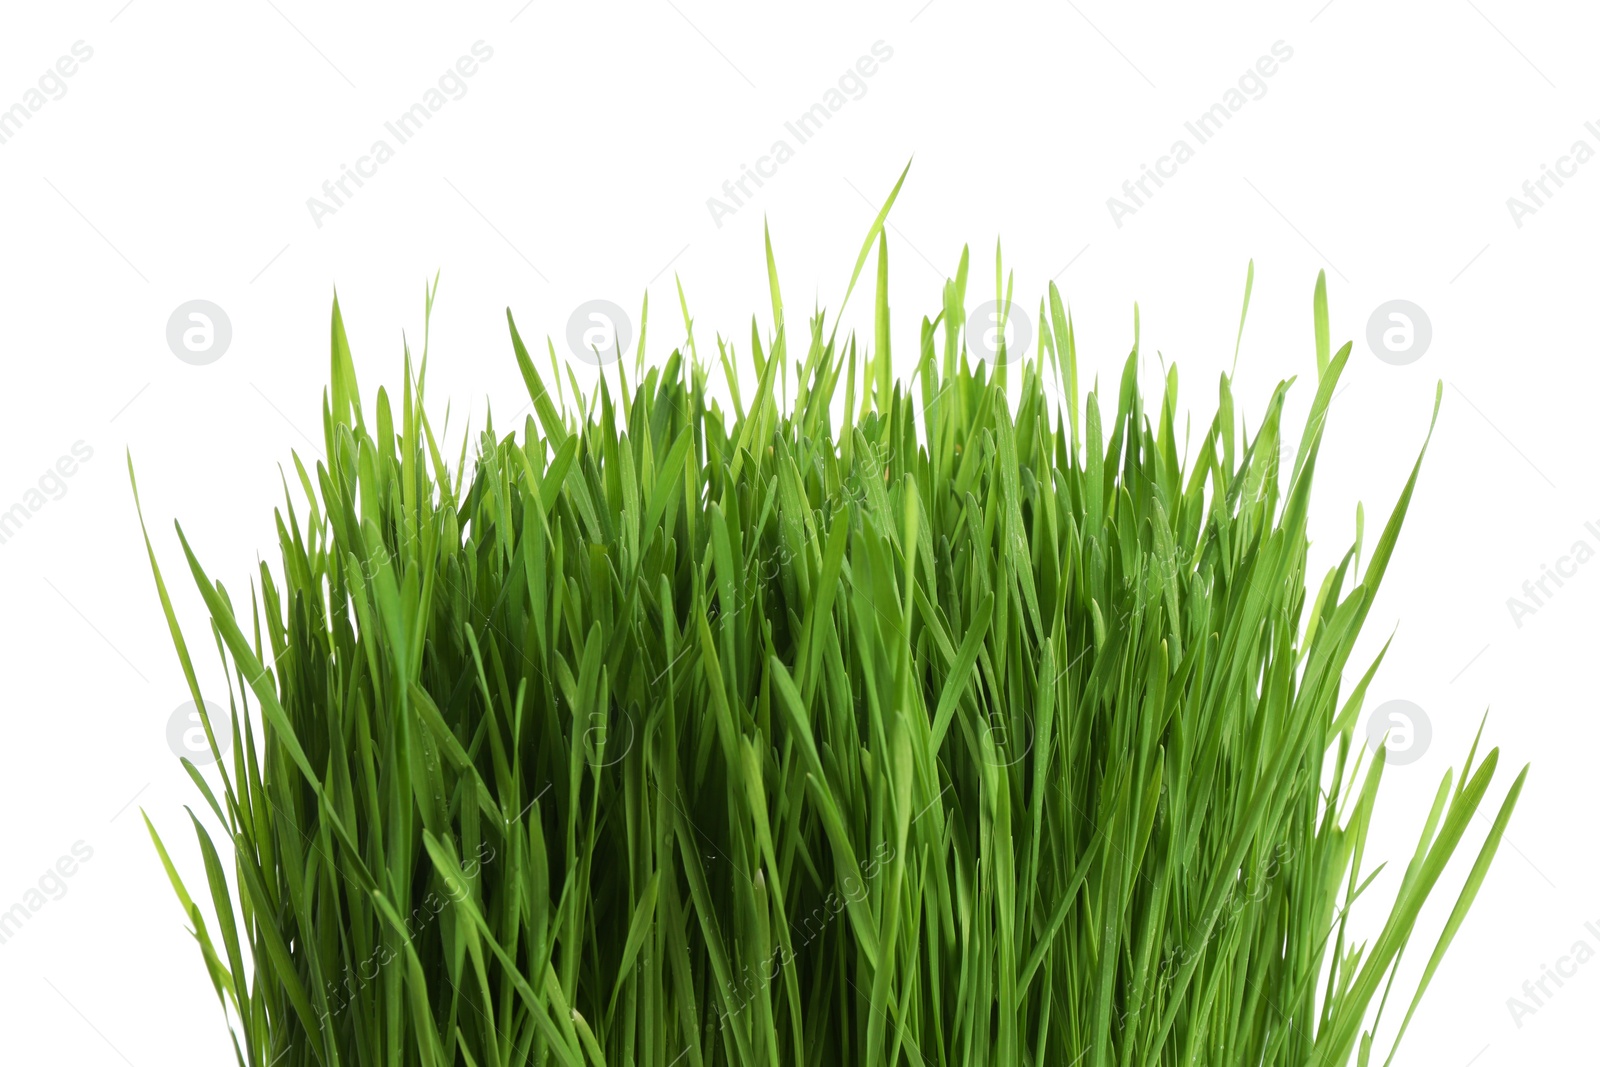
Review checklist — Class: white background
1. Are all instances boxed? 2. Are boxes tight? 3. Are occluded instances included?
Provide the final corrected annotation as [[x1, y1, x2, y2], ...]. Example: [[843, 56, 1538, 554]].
[[0, 1, 1594, 1062]]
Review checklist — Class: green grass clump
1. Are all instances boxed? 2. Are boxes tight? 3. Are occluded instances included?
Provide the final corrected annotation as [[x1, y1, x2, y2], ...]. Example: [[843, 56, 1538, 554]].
[[138, 216, 1525, 1067]]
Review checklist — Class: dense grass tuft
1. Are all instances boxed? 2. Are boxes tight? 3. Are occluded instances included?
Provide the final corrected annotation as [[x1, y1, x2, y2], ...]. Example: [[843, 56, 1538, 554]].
[[138, 221, 1524, 1066]]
